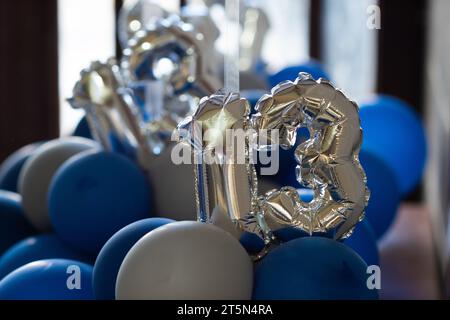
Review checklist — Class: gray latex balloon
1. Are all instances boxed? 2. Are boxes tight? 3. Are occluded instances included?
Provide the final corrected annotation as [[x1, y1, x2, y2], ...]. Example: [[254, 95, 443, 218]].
[[19, 137, 98, 231], [116, 221, 253, 300], [146, 142, 197, 221]]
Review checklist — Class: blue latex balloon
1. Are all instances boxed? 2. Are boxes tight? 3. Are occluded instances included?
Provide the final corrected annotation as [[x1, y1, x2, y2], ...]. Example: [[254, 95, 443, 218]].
[[253, 237, 378, 300], [268, 60, 331, 88], [0, 191, 35, 256], [0, 259, 94, 300], [359, 149, 400, 239], [75, 116, 135, 160], [93, 217, 174, 300], [344, 220, 379, 266], [239, 232, 265, 255], [0, 142, 43, 192], [360, 95, 427, 196], [257, 127, 309, 188], [0, 234, 92, 280], [73, 116, 93, 140], [48, 150, 152, 255]]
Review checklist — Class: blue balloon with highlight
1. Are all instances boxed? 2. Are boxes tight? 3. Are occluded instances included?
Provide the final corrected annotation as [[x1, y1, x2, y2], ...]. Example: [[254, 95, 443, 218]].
[[0, 191, 35, 256], [253, 237, 378, 300], [241, 89, 267, 111], [0, 234, 91, 280], [73, 116, 93, 140], [344, 219, 379, 266], [48, 150, 152, 255], [268, 60, 330, 88], [0, 259, 94, 300], [359, 149, 400, 239], [0, 142, 43, 192], [359, 95, 427, 196], [93, 217, 174, 300]]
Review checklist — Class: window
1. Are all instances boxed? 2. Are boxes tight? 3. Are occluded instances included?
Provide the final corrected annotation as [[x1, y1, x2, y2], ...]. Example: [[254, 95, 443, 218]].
[[210, 0, 310, 74], [322, 0, 378, 102], [58, 0, 116, 135]]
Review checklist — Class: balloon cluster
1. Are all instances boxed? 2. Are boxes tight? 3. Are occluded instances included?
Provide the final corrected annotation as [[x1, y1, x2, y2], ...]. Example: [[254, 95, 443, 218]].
[[0, 0, 427, 300]]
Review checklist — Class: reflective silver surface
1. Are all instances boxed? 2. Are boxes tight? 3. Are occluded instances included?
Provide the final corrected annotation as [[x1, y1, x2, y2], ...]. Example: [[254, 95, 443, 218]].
[[121, 15, 222, 98], [68, 59, 154, 166], [253, 73, 370, 240], [177, 73, 370, 257], [177, 92, 264, 239]]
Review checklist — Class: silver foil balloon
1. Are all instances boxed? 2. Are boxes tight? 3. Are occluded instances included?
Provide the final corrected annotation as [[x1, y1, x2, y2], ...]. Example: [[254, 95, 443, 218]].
[[177, 91, 266, 240], [118, 1, 223, 80], [68, 59, 155, 167], [117, 0, 170, 50], [121, 15, 222, 98], [69, 59, 199, 221], [118, 15, 222, 157], [177, 73, 370, 257], [252, 73, 370, 240]]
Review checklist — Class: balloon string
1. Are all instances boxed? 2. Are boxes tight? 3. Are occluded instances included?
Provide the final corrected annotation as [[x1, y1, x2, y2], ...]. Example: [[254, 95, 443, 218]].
[[224, 0, 240, 93]]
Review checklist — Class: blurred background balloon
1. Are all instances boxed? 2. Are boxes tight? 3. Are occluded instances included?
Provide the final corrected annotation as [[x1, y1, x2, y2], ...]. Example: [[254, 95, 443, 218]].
[[359, 149, 400, 239], [0, 234, 91, 280], [0, 191, 35, 256], [359, 95, 427, 197], [268, 60, 330, 88], [72, 116, 93, 140], [48, 150, 152, 256], [253, 237, 378, 300], [18, 137, 98, 231], [343, 219, 379, 266], [0, 142, 44, 193], [241, 89, 267, 110], [0, 259, 94, 300], [93, 217, 174, 300]]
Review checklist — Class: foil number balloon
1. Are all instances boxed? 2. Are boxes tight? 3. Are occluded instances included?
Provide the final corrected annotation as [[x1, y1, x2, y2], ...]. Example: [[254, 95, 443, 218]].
[[70, 16, 222, 167], [253, 73, 369, 240], [68, 59, 154, 167], [177, 92, 262, 239], [178, 73, 369, 253]]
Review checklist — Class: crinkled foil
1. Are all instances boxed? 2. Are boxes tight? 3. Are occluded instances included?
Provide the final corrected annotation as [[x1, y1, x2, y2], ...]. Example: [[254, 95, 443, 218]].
[[177, 73, 370, 257]]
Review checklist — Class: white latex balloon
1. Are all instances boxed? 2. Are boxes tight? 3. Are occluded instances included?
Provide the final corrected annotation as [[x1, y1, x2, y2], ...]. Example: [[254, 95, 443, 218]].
[[145, 144, 197, 221], [145, 147, 281, 222], [116, 221, 253, 300], [18, 137, 98, 231]]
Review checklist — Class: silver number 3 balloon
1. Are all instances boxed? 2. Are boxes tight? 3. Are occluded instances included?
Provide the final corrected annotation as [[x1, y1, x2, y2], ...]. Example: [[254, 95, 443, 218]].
[[178, 73, 370, 256], [252, 73, 370, 241]]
